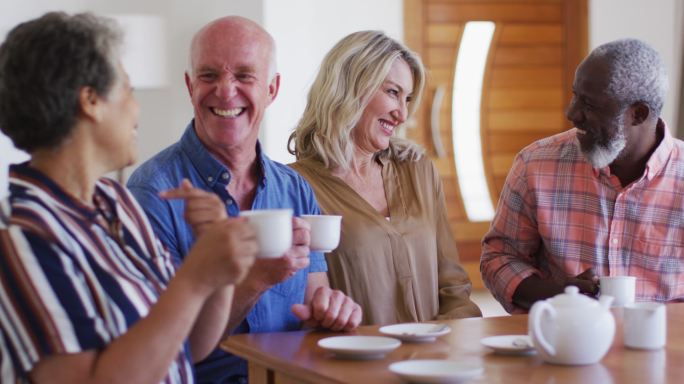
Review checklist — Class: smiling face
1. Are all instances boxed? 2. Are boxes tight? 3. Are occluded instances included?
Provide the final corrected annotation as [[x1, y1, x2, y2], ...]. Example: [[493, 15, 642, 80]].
[[566, 58, 629, 168], [352, 58, 414, 154], [185, 18, 279, 157]]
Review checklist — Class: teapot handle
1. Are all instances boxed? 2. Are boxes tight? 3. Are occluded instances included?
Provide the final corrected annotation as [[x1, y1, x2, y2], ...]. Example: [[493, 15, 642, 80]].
[[530, 301, 556, 356]]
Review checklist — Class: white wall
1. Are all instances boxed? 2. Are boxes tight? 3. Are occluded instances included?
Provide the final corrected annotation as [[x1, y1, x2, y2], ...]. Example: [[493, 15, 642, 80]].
[[589, 0, 683, 132], [0, 0, 85, 197]]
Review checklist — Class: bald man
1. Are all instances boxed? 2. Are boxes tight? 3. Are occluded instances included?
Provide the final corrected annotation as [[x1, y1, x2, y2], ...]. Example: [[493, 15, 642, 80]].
[[128, 16, 361, 383]]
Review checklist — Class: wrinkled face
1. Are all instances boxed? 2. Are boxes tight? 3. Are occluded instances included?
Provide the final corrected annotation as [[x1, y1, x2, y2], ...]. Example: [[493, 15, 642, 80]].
[[353, 58, 413, 153], [566, 58, 628, 168], [185, 23, 279, 154], [96, 60, 139, 170]]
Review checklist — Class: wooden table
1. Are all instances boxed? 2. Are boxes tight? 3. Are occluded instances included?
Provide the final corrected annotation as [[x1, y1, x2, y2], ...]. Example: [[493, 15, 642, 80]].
[[222, 303, 684, 383]]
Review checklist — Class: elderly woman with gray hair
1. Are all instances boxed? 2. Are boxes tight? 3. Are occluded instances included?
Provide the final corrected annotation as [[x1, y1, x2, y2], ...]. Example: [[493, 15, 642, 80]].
[[0, 12, 257, 383], [289, 31, 482, 325]]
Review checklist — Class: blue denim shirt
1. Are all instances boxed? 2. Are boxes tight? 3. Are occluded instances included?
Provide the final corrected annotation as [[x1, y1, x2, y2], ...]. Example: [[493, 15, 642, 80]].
[[127, 122, 326, 383]]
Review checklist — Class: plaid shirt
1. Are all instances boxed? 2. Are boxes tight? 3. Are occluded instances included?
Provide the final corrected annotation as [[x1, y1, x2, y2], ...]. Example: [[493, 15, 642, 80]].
[[481, 121, 684, 313]]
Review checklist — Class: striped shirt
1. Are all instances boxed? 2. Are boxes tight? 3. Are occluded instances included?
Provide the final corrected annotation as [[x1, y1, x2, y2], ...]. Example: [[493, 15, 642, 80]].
[[0, 163, 194, 383], [481, 121, 684, 313]]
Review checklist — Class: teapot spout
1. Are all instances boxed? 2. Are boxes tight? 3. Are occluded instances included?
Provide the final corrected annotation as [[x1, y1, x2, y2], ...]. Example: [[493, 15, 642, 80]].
[[598, 294, 614, 309]]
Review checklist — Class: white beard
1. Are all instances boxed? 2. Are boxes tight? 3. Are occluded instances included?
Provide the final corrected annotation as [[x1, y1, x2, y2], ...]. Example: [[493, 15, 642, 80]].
[[580, 116, 626, 169]]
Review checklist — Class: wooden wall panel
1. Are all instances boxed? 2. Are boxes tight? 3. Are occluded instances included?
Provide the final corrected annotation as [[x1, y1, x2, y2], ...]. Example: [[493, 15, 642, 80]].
[[405, 0, 587, 289], [498, 24, 563, 44], [490, 67, 563, 88], [489, 88, 563, 109], [488, 132, 552, 152], [435, 156, 456, 175], [488, 110, 565, 131], [427, 24, 463, 45], [491, 154, 517, 176], [427, 3, 562, 22], [493, 177, 507, 194], [493, 45, 563, 66], [428, 68, 452, 84], [453, 222, 492, 242], [427, 46, 457, 67]]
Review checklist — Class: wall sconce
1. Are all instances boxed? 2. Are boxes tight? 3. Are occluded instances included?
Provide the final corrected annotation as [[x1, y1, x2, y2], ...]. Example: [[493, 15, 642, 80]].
[[452, 21, 496, 222], [110, 14, 168, 89], [109, 14, 168, 183]]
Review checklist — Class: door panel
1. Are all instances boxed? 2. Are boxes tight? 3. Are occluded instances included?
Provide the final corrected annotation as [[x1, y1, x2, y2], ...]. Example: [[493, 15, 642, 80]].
[[404, 0, 587, 288]]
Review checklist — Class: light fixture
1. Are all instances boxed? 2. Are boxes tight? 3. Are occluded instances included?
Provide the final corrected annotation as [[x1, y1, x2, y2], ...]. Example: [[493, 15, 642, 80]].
[[452, 21, 496, 222], [108, 14, 168, 183], [110, 14, 168, 89]]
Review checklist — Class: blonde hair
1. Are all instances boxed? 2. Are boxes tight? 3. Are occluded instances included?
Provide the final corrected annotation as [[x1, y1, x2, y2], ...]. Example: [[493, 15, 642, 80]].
[[288, 31, 425, 170]]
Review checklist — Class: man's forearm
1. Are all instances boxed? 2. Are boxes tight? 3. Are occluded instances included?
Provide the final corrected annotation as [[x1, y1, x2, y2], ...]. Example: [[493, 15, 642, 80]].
[[225, 279, 268, 333], [512, 275, 564, 310]]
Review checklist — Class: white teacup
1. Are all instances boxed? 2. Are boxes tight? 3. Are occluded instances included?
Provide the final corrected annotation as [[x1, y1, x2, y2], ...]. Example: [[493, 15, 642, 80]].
[[239, 209, 293, 258], [623, 302, 666, 350], [301, 214, 342, 252], [599, 276, 636, 307]]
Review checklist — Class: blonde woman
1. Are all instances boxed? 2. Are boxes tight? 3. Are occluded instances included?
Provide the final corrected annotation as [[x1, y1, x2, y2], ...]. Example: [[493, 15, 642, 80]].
[[289, 31, 481, 324]]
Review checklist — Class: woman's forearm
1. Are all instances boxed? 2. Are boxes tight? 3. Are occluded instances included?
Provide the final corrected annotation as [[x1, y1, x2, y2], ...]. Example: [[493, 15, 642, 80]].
[[188, 285, 235, 362], [30, 270, 213, 384]]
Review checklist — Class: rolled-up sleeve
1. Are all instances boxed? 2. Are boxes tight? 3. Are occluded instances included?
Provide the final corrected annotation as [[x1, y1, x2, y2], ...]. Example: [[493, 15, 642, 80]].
[[481, 153, 542, 313]]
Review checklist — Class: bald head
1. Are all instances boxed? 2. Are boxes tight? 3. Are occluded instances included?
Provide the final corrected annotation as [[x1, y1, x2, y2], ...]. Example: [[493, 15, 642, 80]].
[[188, 16, 277, 79]]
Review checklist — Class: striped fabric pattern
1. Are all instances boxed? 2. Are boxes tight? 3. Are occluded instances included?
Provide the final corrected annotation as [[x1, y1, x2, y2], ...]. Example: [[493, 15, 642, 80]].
[[482, 122, 684, 313], [0, 164, 193, 383]]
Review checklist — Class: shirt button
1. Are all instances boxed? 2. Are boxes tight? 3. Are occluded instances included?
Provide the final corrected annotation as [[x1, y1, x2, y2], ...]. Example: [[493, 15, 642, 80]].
[[226, 200, 233, 206], [612, 238, 618, 245], [207, 176, 214, 182], [222, 172, 229, 180]]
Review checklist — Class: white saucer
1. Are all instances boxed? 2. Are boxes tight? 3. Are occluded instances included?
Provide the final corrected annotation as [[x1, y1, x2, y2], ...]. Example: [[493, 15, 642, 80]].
[[379, 323, 451, 342], [389, 360, 484, 384], [480, 335, 536, 355], [318, 336, 401, 359]]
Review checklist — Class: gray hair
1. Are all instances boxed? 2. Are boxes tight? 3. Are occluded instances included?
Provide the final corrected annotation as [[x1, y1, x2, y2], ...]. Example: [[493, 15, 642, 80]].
[[0, 12, 122, 152], [589, 38, 668, 118]]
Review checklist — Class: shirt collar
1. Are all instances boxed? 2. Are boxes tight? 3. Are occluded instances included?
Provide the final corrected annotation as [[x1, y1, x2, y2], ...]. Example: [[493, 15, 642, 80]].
[[179, 120, 270, 188], [588, 119, 673, 180], [9, 162, 100, 221], [644, 119, 674, 180]]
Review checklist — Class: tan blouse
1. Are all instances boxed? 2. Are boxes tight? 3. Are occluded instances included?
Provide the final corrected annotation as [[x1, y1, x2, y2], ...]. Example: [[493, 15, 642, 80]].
[[290, 155, 482, 325]]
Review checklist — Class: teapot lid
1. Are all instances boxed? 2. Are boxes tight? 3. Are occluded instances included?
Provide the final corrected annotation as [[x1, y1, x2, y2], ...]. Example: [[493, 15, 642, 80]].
[[549, 286, 597, 308]]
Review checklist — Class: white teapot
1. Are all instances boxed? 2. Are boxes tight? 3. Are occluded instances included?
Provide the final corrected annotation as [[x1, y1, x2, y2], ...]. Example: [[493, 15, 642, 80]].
[[529, 285, 615, 365]]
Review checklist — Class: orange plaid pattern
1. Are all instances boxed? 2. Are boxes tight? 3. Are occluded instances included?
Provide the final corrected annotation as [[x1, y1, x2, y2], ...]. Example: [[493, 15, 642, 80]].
[[481, 121, 684, 313]]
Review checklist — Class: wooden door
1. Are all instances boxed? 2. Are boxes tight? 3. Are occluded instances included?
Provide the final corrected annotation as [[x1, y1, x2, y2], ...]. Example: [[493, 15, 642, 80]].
[[404, 0, 587, 287]]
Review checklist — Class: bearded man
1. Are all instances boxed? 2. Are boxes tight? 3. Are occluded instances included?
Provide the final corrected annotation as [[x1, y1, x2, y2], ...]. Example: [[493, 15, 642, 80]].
[[480, 38, 684, 313]]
